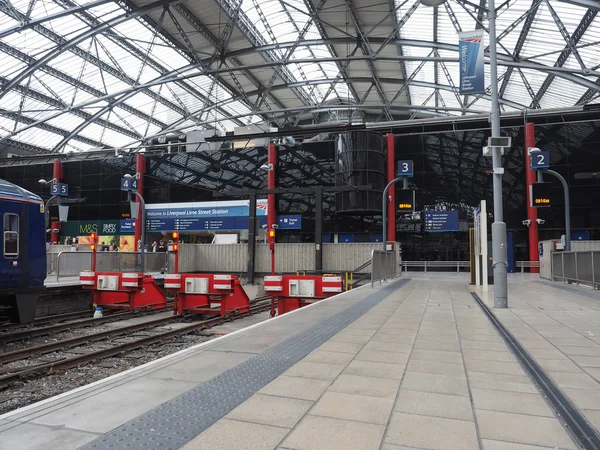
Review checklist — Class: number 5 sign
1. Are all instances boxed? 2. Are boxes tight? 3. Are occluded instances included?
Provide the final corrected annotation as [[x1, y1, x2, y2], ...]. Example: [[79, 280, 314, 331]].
[[50, 183, 69, 196], [530, 151, 550, 170], [397, 160, 414, 177]]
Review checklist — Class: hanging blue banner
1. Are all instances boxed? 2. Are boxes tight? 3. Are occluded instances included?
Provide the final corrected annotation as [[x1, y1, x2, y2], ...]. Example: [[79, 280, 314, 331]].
[[459, 30, 485, 94]]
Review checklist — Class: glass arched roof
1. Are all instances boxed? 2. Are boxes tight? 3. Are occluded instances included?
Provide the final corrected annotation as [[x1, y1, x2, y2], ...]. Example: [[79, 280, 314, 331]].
[[0, 0, 598, 153]]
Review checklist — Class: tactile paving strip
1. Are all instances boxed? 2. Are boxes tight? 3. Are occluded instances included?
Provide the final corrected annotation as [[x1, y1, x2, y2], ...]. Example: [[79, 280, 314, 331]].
[[81, 279, 408, 450]]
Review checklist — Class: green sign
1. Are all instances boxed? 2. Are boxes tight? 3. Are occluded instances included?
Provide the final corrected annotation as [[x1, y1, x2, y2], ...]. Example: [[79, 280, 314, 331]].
[[61, 220, 134, 236]]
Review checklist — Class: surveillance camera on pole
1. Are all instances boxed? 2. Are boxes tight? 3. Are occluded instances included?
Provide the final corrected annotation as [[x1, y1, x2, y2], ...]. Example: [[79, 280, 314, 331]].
[[536, 218, 545, 225], [522, 219, 531, 227]]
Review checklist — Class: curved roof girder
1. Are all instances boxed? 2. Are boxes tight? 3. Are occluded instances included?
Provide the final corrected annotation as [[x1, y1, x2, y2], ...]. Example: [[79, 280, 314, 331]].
[[33, 37, 600, 117], [11, 39, 600, 151], [0, 0, 114, 39], [53, 0, 245, 127], [0, 0, 181, 100], [146, 79, 530, 141], [2, 0, 599, 153]]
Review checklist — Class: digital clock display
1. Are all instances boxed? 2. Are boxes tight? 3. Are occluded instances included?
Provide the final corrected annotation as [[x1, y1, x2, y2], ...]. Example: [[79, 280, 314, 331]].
[[397, 190, 414, 212], [531, 182, 552, 208]]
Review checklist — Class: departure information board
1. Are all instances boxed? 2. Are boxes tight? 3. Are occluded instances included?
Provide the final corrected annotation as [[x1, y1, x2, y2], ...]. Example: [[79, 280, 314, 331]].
[[424, 211, 459, 232]]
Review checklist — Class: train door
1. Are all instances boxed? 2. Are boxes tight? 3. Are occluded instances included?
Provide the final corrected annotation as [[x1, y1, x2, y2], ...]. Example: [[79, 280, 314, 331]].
[[2, 204, 21, 287]]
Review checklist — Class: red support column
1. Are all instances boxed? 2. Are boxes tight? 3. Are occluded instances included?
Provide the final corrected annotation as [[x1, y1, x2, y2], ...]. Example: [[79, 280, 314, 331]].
[[267, 143, 276, 229], [50, 159, 63, 244], [524, 122, 539, 273], [386, 133, 396, 242], [267, 143, 277, 276], [134, 153, 146, 251]]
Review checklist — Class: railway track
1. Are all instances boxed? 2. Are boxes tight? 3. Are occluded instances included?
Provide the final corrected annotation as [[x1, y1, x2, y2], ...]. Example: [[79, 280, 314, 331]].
[[0, 310, 102, 332], [0, 305, 174, 343], [0, 299, 272, 389]]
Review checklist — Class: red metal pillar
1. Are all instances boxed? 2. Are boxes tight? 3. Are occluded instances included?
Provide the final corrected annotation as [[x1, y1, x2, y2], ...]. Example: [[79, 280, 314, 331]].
[[386, 133, 396, 242], [50, 159, 63, 244], [267, 143, 276, 274], [134, 153, 145, 251], [524, 122, 539, 272], [267, 143, 276, 229]]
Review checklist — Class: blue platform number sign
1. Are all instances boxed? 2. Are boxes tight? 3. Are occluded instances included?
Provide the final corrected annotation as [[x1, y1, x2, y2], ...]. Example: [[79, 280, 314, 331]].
[[120, 177, 138, 191], [530, 151, 550, 170], [397, 160, 414, 177], [50, 182, 68, 197]]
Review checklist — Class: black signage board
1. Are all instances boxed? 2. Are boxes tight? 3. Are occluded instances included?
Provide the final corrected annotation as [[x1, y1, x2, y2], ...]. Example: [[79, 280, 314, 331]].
[[531, 182, 552, 208], [397, 189, 415, 212]]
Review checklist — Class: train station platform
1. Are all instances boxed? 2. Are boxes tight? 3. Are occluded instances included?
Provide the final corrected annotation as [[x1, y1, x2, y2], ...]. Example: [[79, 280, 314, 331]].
[[1, 275, 599, 450]]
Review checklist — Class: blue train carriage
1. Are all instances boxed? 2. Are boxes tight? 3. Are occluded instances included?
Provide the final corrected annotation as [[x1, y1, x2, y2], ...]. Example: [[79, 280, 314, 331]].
[[0, 178, 46, 323]]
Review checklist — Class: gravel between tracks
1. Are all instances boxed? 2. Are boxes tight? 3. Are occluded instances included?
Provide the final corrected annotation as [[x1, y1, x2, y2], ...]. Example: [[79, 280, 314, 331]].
[[0, 311, 271, 415]]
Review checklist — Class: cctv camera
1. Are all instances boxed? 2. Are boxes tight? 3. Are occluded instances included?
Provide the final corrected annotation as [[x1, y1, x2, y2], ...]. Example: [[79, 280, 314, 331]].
[[272, 224, 279, 229], [522, 220, 531, 226], [536, 218, 545, 225], [528, 147, 541, 154], [52, 228, 60, 233]]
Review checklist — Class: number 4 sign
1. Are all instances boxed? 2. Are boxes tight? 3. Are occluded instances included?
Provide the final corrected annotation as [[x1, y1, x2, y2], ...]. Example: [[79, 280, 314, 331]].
[[120, 177, 139, 191], [530, 151, 550, 170], [397, 160, 414, 177]]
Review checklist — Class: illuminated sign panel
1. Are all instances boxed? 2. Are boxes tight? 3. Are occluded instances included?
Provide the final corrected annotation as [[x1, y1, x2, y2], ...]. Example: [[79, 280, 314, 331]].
[[397, 190, 414, 212], [531, 182, 552, 208]]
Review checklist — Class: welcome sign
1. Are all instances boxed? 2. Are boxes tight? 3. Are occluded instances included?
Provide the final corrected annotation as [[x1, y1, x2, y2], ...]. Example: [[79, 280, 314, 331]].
[[459, 30, 485, 94]]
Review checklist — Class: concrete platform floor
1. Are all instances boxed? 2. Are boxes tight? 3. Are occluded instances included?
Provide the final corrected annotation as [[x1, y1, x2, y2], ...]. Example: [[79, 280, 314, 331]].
[[477, 277, 600, 434], [183, 279, 579, 450]]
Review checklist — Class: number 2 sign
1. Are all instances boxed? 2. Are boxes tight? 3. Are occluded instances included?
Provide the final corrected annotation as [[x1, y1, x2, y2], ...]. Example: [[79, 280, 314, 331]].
[[530, 151, 550, 170]]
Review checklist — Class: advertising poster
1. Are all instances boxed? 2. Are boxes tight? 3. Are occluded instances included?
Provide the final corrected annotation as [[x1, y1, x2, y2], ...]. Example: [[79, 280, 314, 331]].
[[458, 30, 485, 94]]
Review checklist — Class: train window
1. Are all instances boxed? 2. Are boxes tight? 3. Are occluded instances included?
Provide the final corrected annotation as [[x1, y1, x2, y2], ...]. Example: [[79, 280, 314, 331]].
[[3, 213, 19, 258]]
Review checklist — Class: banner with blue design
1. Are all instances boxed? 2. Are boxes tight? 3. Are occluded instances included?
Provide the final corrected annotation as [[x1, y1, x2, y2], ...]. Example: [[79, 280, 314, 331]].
[[458, 30, 485, 94]]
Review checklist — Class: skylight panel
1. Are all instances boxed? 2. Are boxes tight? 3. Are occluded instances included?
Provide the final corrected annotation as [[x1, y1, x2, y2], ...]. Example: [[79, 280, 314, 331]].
[[13, 127, 63, 148], [45, 13, 90, 38], [0, 117, 16, 135], [46, 113, 86, 130], [0, 13, 19, 30], [0, 91, 24, 111], [87, 1, 124, 22], [0, 54, 26, 78], [26, 0, 64, 21], [539, 76, 589, 109], [240, 0, 353, 104]]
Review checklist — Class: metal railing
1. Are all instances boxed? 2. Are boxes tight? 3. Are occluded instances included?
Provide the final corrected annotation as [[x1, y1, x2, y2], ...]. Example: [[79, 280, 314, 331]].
[[371, 250, 397, 287], [552, 250, 600, 288], [515, 261, 540, 273], [53, 251, 168, 281], [401, 261, 470, 273]]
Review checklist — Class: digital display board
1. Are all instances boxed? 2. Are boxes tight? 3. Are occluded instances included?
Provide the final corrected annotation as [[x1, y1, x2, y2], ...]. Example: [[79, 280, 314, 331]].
[[397, 189, 414, 212], [424, 211, 459, 232], [531, 182, 552, 207]]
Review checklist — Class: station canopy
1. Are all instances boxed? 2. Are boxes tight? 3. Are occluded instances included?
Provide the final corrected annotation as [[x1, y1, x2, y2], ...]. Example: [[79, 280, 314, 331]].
[[0, 0, 599, 154]]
